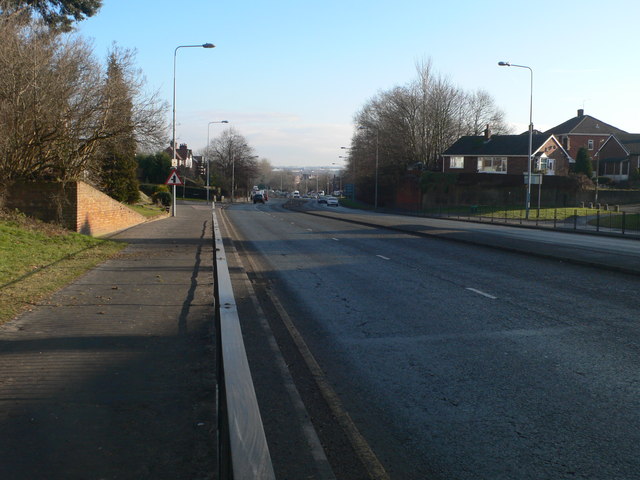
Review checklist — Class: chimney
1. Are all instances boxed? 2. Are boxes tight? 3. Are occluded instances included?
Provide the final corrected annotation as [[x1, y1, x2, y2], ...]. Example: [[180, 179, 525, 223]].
[[484, 124, 491, 140], [577, 108, 584, 117]]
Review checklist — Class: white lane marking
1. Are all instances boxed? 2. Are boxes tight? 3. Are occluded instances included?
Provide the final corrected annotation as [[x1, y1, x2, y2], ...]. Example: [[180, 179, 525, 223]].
[[332, 238, 339, 241], [466, 288, 497, 299], [376, 255, 390, 261], [307, 228, 313, 231]]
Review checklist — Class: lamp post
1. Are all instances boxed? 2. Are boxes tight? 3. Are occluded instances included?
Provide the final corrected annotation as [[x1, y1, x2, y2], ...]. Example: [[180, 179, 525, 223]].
[[499, 61, 533, 219], [171, 43, 215, 216], [206, 120, 229, 204]]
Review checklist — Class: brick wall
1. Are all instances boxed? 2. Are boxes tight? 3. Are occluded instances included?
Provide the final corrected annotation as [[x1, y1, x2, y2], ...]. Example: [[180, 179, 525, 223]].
[[4, 181, 151, 236]]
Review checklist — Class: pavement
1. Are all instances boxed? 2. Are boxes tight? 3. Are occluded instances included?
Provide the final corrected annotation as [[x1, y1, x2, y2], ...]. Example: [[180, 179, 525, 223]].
[[0, 203, 217, 480], [290, 201, 640, 276], [2, 199, 640, 480]]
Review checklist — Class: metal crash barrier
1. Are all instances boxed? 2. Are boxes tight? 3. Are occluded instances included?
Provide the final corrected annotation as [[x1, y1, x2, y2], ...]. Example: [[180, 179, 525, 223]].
[[212, 205, 276, 479]]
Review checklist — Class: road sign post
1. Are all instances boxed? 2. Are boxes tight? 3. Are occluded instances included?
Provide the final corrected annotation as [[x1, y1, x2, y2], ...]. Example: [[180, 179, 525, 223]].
[[165, 168, 183, 217]]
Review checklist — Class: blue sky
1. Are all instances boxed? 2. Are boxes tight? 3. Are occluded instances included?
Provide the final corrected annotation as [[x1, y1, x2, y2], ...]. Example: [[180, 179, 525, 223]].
[[77, 0, 640, 167]]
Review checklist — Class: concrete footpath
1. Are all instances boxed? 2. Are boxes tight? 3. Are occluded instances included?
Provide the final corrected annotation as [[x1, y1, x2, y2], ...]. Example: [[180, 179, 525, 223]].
[[0, 203, 217, 480], [296, 204, 640, 276]]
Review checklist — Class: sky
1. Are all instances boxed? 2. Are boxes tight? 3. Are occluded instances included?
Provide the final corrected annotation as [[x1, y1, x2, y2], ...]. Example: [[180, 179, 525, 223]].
[[76, 0, 640, 167]]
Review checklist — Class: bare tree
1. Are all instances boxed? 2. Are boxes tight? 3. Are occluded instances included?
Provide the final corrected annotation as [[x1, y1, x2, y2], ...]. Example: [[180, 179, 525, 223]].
[[0, 15, 167, 204], [461, 89, 512, 136], [349, 58, 509, 204], [208, 127, 257, 198]]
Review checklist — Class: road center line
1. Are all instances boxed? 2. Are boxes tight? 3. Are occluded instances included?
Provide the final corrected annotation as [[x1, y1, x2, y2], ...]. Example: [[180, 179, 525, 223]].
[[466, 287, 497, 299], [376, 255, 390, 261], [332, 238, 339, 241]]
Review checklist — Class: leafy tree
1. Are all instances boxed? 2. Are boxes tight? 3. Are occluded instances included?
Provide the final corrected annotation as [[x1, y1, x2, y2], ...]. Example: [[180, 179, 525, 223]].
[[0, 0, 102, 31], [97, 49, 139, 203], [574, 147, 593, 178], [137, 152, 172, 184]]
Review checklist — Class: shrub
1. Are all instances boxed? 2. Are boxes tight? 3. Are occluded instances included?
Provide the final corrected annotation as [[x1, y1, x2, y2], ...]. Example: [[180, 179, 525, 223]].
[[151, 191, 172, 206], [140, 184, 169, 196]]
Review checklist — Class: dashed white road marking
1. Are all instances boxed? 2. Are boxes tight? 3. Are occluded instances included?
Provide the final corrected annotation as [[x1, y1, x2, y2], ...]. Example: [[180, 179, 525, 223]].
[[332, 238, 339, 241], [466, 288, 497, 299], [376, 255, 390, 261]]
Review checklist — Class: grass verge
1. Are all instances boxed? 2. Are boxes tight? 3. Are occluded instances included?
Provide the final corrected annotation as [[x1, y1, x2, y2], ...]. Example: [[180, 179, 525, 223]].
[[129, 203, 168, 217], [0, 211, 126, 325]]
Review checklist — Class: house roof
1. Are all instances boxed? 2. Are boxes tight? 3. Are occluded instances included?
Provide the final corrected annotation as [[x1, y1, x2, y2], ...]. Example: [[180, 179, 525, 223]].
[[442, 134, 554, 157], [616, 134, 640, 155], [544, 111, 627, 136]]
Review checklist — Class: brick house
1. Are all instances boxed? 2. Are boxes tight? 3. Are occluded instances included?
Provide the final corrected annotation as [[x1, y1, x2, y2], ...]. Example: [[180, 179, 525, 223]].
[[441, 126, 570, 176], [543, 109, 627, 163], [442, 109, 640, 182], [164, 142, 194, 168], [594, 134, 640, 181]]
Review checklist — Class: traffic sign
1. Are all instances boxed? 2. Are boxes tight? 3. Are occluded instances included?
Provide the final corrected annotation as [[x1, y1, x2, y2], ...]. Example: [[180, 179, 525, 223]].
[[165, 170, 183, 186]]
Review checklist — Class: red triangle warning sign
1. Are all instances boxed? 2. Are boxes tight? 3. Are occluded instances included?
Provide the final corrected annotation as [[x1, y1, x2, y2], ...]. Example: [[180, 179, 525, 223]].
[[165, 170, 183, 186]]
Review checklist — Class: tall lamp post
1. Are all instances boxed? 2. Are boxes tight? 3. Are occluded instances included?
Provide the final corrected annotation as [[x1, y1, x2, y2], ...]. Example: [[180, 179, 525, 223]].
[[206, 120, 229, 204], [171, 42, 215, 216], [499, 61, 533, 219]]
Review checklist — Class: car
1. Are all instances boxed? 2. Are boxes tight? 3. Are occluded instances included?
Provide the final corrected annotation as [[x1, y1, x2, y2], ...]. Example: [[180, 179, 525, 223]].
[[253, 193, 265, 204], [292, 190, 300, 198], [326, 196, 339, 206], [317, 195, 327, 204]]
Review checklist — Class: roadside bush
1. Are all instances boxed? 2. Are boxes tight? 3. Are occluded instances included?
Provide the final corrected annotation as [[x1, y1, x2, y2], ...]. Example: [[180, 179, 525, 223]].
[[140, 183, 169, 196], [151, 191, 171, 206]]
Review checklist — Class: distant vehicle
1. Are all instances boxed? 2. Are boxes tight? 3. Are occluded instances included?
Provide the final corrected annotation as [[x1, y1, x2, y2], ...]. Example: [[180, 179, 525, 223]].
[[292, 190, 300, 198], [253, 193, 265, 204], [317, 195, 327, 204], [326, 196, 339, 206]]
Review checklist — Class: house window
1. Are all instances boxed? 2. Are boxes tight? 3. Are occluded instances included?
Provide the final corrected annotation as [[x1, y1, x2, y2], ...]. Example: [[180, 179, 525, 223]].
[[588, 139, 594, 150], [538, 156, 554, 172], [450, 156, 464, 169], [477, 156, 507, 173]]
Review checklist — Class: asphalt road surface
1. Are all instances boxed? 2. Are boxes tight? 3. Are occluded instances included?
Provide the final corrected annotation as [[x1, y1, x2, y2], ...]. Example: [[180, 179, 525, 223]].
[[223, 198, 640, 480]]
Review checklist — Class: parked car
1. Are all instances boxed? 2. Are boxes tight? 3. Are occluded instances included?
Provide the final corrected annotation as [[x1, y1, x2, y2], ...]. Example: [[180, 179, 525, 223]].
[[317, 195, 327, 204], [253, 193, 265, 204], [326, 196, 339, 206]]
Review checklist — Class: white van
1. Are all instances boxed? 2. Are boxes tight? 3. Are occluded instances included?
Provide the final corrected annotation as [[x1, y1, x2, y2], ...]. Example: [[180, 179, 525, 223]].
[[292, 190, 300, 198]]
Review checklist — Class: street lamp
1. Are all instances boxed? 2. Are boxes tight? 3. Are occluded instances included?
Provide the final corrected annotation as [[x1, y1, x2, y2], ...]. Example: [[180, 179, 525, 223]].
[[499, 60, 533, 219], [171, 43, 215, 216], [206, 120, 229, 204]]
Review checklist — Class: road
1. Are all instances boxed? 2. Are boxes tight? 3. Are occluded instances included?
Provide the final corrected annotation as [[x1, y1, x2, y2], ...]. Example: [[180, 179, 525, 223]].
[[221, 199, 640, 480]]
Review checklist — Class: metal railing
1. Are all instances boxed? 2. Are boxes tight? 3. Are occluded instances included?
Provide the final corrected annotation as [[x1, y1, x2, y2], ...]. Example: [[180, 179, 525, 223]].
[[212, 204, 276, 479], [416, 205, 640, 238]]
